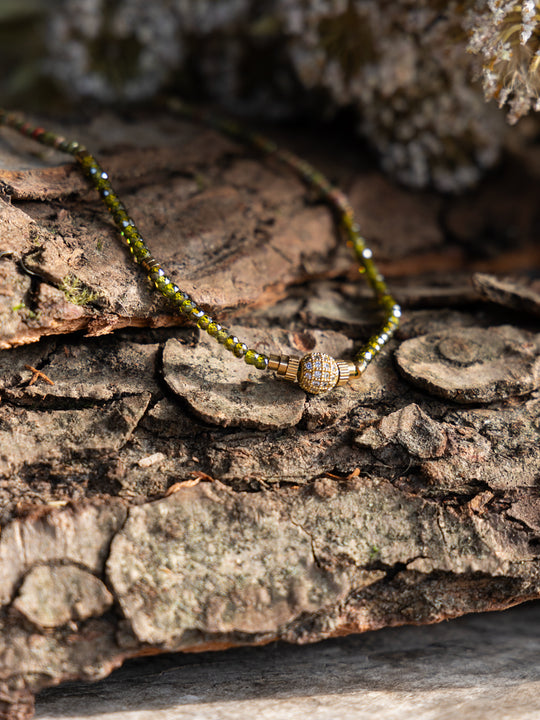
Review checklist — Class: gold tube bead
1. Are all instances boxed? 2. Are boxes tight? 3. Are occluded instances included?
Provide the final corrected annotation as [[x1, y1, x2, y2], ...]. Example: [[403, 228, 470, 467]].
[[277, 356, 290, 375], [335, 361, 351, 387], [267, 354, 282, 372]]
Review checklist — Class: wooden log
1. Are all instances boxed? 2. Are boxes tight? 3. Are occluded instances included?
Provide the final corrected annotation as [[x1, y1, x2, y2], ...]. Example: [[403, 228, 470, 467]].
[[0, 112, 539, 719]]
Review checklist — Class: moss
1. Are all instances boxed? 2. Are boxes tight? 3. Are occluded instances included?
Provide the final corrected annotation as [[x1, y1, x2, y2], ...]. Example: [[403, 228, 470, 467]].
[[58, 274, 100, 306], [369, 545, 380, 561]]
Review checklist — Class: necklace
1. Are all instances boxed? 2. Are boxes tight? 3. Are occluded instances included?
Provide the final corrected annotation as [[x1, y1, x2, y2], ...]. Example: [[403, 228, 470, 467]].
[[0, 102, 401, 395]]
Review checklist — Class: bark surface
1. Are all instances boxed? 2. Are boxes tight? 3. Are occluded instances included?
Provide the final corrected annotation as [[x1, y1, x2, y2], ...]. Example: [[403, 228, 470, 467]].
[[0, 112, 539, 719]]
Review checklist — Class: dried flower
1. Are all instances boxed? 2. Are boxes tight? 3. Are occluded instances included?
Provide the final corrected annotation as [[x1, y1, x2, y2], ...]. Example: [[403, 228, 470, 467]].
[[467, 0, 540, 123]]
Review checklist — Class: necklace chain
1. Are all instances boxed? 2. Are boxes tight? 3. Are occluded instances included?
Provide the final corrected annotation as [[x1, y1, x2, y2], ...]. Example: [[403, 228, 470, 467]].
[[0, 103, 401, 394]]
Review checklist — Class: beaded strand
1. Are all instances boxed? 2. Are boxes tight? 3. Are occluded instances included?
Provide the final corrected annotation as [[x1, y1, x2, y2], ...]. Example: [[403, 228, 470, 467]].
[[0, 105, 400, 394], [169, 101, 401, 378], [0, 109, 269, 371]]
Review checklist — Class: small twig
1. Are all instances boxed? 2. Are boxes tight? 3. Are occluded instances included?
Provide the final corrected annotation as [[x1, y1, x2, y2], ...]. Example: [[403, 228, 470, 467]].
[[25, 364, 55, 386], [165, 471, 216, 496]]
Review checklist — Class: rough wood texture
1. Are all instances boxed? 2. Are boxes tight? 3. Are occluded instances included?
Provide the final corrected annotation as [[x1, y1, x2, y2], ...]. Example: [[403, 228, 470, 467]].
[[34, 602, 540, 720], [0, 112, 539, 719]]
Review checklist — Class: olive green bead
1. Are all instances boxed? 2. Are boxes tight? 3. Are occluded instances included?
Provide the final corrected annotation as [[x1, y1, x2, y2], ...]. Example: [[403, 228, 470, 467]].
[[206, 322, 221, 337], [41, 132, 57, 146], [161, 283, 177, 299], [181, 299, 196, 314], [244, 349, 258, 365], [254, 354, 268, 370], [197, 314, 212, 330], [217, 328, 230, 344], [234, 342, 248, 358], [224, 335, 239, 351], [105, 197, 121, 212], [113, 210, 130, 225]]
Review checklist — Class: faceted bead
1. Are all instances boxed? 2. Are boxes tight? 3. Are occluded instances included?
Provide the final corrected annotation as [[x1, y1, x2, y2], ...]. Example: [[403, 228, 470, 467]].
[[245, 349, 258, 365], [161, 283, 176, 298], [105, 196, 121, 212], [181, 299, 196, 314], [41, 132, 57, 146], [207, 322, 221, 337], [216, 328, 230, 344], [224, 335, 239, 351], [254, 354, 268, 370], [197, 314, 212, 330], [113, 210, 130, 225], [136, 247, 152, 262], [96, 177, 110, 191], [234, 342, 248, 358]]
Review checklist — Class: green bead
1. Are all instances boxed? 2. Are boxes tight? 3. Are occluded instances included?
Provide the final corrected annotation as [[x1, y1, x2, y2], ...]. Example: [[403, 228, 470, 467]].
[[161, 283, 177, 298], [124, 229, 140, 244], [255, 354, 268, 370], [217, 328, 230, 344], [181, 299, 196, 314], [224, 335, 239, 351], [207, 322, 221, 337], [77, 154, 94, 171], [104, 196, 121, 211], [197, 314, 212, 330], [234, 342, 248, 358], [41, 131, 57, 146], [135, 247, 151, 262], [96, 178, 110, 192], [154, 274, 168, 287], [113, 210, 130, 225], [245, 349, 258, 366]]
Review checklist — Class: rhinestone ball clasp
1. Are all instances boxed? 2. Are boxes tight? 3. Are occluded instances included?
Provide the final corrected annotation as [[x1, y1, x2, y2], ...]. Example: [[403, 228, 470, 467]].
[[298, 352, 339, 394], [269, 352, 353, 394]]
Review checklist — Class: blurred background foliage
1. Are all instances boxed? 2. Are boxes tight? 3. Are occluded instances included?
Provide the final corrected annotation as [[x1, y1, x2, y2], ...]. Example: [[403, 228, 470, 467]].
[[2, 0, 540, 191]]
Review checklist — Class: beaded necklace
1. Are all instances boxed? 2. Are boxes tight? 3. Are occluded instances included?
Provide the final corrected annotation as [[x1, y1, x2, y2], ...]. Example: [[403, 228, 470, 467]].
[[0, 102, 401, 395]]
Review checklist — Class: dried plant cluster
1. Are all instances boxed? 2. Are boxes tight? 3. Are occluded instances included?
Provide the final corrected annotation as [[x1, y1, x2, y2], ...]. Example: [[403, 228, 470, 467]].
[[4, 1, 540, 189], [468, 0, 540, 123]]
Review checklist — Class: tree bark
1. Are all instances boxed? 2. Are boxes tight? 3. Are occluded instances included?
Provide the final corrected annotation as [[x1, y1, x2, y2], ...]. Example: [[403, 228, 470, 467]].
[[0, 111, 539, 719]]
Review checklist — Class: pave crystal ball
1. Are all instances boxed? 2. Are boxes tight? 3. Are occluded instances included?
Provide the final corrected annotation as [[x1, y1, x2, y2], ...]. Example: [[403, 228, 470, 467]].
[[298, 352, 340, 394]]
